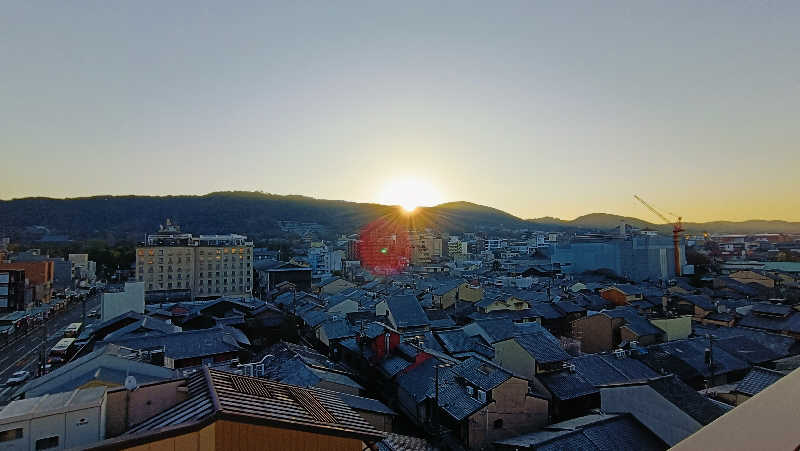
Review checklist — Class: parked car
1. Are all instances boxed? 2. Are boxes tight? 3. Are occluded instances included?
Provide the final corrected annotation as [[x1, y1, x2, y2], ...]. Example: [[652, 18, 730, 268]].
[[6, 370, 30, 386], [88, 309, 100, 318]]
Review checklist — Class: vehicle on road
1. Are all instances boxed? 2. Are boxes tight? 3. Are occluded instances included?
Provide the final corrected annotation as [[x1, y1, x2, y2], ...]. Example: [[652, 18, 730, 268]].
[[88, 309, 100, 318], [6, 370, 30, 386], [48, 338, 77, 366], [64, 322, 83, 338]]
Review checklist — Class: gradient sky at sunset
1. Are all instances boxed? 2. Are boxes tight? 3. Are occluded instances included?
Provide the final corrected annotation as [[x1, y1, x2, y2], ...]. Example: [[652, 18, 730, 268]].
[[2, 2, 799, 222]]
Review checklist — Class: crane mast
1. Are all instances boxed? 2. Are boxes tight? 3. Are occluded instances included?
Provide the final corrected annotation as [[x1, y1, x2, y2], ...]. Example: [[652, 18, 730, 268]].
[[634, 195, 684, 277]]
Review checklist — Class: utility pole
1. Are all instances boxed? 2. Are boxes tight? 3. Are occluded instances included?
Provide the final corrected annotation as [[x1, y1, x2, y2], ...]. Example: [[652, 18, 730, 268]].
[[434, 364, 439, 432]]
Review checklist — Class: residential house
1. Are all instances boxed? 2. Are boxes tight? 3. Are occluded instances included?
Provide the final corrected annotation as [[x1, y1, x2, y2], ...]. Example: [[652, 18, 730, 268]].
[[492, 322, 571, 380], [86, 368, 385, 451], [638, 337, 750, 388], [725, 366, 786, 405], [737, 302, 800, 339], [728, 270, 776, 288], [599, 285, 644, 306], [571, 308, 665, 354], [494, 413, 667, 451], [395, 357, 549, 450], [570, 353, 659, 388], [385, 295, 431, 337], [599, 374, 729, 446], [316, 277, 357, 296]]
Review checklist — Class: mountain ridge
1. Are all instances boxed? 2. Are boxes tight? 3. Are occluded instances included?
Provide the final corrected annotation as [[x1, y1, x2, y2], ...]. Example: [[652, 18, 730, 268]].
[[0, 191, 798, 241]]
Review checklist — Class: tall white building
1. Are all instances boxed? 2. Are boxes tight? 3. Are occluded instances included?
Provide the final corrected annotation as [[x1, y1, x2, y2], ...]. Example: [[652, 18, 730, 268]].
[[135, 220, 253, 302]]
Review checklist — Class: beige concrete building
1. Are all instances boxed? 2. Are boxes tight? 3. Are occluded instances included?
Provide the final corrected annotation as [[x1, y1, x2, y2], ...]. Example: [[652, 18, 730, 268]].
[[135, 220, 253, 302]]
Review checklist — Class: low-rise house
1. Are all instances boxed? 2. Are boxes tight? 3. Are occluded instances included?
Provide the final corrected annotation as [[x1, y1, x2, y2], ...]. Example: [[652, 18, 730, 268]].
[[737, 303, 800, 338], [599, 285, 644, 306], [570, 353, 659, 388], [639, 338, 750, 388], [599, 374, 729, 446], [535, 369, 599, 421], [727, 366, 786, 405], [672, 294, 716, 319], [100, 326, 244, 372], [254, 342, 364, 395], [316, 277, 357, 296], [494, 413, 667, 451], [385, 295, 431, 337], [430, 279, 466, 309], [492, 323, 571, 380], [728, 270, 776, 288], [396, 357, 549, 450], [571, 308, 665, 354], [87, 368, 385, 451], [334, 392, 397, 432], [435, 328, 495, 360]]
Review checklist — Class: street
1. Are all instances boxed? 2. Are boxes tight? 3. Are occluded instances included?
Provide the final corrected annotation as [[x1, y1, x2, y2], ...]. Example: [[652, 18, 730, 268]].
[[0, 294, 101, 405]]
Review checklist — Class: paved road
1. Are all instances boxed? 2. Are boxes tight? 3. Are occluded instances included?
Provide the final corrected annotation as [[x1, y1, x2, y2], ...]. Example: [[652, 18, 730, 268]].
[[0, 295, 101, 404]]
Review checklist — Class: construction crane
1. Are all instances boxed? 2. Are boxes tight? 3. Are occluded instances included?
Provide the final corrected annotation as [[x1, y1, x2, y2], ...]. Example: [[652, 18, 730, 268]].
[[634, 195, 684, 277]]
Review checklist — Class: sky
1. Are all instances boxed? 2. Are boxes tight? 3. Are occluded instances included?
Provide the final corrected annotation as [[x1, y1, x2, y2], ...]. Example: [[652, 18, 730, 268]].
[[1, 2, 799, 222]]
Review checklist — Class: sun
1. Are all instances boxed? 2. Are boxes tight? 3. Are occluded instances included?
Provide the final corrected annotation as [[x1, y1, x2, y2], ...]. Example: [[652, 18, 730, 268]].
[[378, 178, 443, 212]]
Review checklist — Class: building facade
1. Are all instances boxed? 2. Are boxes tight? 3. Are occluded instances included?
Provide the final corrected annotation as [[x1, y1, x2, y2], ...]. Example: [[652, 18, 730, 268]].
[[135, 221, 253, 302], [0, 269, 27, 312]]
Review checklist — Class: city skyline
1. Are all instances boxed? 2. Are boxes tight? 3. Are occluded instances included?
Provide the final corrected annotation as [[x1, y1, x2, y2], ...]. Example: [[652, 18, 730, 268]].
[[2, 2, 800, 222]]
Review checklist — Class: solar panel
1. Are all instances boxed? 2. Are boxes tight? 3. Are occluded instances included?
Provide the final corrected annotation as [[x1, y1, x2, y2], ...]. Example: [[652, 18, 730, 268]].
[[230, 375, 274, 398], [288, 387, 338, 424]]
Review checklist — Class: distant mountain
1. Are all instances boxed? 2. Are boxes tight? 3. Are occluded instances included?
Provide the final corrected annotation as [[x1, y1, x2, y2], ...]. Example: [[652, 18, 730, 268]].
[[0, 192, 528, 242], [0, 191, 797, 243], [526, 213, 800, 235]]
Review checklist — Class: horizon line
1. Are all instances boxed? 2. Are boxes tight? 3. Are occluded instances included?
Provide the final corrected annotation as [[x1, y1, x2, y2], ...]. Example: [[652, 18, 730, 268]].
[[1, 190, 798, 225]]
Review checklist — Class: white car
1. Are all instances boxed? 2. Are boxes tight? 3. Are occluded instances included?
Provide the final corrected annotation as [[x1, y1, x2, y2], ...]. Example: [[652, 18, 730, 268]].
[[6, 370, 31, 386]]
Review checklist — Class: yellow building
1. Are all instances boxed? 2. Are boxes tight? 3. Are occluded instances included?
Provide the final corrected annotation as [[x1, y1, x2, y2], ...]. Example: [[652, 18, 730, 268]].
[[135, 220, 253, 302]]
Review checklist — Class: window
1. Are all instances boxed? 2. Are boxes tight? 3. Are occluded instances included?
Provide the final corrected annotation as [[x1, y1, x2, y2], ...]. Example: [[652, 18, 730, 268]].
[[0, 428, 22, 442], [35, 436, 59, 450], [477, 390, 486, 402], [493, 419, 503, 429]]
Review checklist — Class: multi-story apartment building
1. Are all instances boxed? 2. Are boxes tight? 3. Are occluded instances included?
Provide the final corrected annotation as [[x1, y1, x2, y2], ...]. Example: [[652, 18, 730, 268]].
[[135, 220, 253, 302], [0, 260, 54, 305], [0, 269, 27, 312]]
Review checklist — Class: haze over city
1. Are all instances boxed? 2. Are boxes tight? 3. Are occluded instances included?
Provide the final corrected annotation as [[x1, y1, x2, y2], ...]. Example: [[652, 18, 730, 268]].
[[2, 2, 799, 222]]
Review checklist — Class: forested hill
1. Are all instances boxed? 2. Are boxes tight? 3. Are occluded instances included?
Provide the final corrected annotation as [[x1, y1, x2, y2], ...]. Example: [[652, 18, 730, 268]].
[[1, 191, 797, 243]]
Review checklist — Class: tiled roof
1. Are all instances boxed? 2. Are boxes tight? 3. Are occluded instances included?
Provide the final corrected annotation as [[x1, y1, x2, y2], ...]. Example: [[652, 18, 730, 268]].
[[528, 302, 564, 320], [514, 332, 571, 364], [735, 367, 785, 397], [435, 328, 494, 358], [379, 355, 411, 378], [645, 338, 749, 378], [494, 413, 666, 450], [647, 375, 727, 425], [335, 393, 396, 416], [431, 279, 463, 296], [574, 294, 613, 311], [451, 357, 511, 391], [101, 327, 242, 361], [750, 302, 792, 316], [386, 295, 431, 328], [377, 433, 435, 451], [395, 358, 486, 422], [471, 319, 516, 343], [321, 318, 355, 341], [738, 311, 800, 334], [571, 354, 658, 387], [676, 294, 715, 311], [554, 301, 586, 315], [131, 369, 384, 442], [539, 370, 598, 400], [692, 325, 795, 358], [128, 371, 213, 434], [603, 308, 665, 337], [712, 336, 781, 365]]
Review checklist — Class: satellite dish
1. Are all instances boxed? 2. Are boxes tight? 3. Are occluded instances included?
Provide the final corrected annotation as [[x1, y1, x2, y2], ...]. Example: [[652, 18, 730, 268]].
[[124, 375, 138, 391]]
